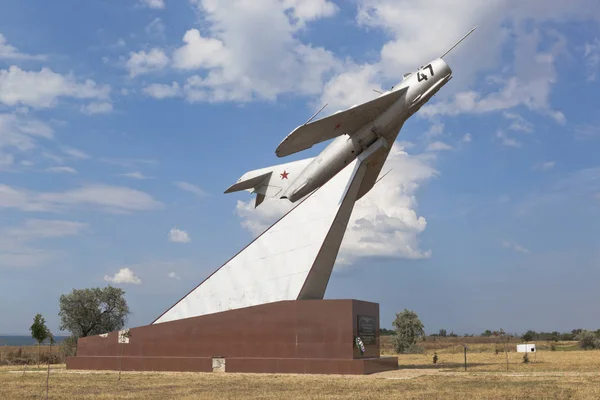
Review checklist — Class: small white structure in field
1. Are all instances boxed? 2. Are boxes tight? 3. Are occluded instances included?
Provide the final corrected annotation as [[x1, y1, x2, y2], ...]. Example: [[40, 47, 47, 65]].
[[517, 343, 536, 353]]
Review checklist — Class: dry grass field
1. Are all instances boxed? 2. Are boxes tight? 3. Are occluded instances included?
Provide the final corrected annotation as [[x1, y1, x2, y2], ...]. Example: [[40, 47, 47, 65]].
[[2, 346, 600, 399]]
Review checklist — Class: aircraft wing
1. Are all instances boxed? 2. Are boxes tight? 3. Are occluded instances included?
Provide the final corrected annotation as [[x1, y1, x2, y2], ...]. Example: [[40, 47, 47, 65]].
[[275, 87, 408, 158]]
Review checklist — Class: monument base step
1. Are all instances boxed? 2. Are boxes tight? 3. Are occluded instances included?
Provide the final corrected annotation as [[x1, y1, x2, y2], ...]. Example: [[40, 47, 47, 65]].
[[67, 356, 398, 375]]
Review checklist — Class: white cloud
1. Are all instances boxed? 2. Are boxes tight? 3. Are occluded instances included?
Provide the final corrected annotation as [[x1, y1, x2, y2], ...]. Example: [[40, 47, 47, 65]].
[[504, 112, 534, 133], [104, 267, 141, 284], [126, 48, 169, 77], [318, 64, 383, 113], [424, 122, 444, 138], [42, 152, 63, 164], [164, 1, 340, 103], [0, 66, 110, 109], [341, 0, 600, 129], [533, 161, 556, 172], [584, 38, 600, 81], [45, 166, 77, 174], [143, 82, 181, 99], [61, 146, 90, 160], [120, 171, 150, 180], [81, 101, 113, 115], [5, 219, 87, 240], [502, 241, 531, 254], [461, 133, 472, 143], [0, 184, 163, 213], [145, 17, 166, 39], [496, 130, 521, 148], [168, 228, 190, 243], [518, 167, 600, 213], [140, 0, 165, 9], [0, 153, 14, 167], [0, 33, 46, 61], [419, 27, 568, 125], [235, 143, 437, 265], [172, 29, 229, 70], [0, 219, 87, 268], [0, 113, 54, 168], [282, 0, 338, 25], [426, 141, 453, 152], [174, 181, 206, 198], [167, 271, 180, 280]]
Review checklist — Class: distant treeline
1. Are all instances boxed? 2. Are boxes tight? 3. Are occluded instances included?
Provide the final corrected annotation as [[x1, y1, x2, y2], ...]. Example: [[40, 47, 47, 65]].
[[0, 336, 68, 346], [379, 329, 597, 341]]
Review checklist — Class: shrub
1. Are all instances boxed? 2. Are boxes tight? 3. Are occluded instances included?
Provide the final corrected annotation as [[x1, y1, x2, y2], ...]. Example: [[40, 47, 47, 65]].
[[60, 336, 78, 358], [577, 330, 600, 350]]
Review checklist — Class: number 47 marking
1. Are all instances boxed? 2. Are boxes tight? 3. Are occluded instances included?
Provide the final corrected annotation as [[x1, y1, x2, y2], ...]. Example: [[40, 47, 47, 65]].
[[417, 64, 434, 82]]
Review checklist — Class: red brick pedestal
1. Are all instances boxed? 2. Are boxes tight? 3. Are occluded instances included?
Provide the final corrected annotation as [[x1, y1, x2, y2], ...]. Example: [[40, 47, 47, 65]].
[[66, 299, 398, 375]]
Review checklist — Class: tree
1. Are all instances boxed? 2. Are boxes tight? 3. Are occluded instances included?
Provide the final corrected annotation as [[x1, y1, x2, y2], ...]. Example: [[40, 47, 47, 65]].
[[521, 330, 536, 342], [30, 314, 51, 368], [577, 330, 600, 350], [481, 330, 493, 337], [58, 286, 130, 338], [391, 309, 425, 354], [438, 329, 447, 337]]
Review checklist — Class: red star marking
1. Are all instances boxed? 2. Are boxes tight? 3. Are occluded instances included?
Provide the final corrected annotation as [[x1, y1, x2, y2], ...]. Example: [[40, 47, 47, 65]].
[[334, 123, 341, 130], [280, 170, 289, 179]]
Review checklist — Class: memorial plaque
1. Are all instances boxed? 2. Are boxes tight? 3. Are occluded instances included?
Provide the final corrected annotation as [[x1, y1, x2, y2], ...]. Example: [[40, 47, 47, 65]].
[[357, 315, 376, 345]]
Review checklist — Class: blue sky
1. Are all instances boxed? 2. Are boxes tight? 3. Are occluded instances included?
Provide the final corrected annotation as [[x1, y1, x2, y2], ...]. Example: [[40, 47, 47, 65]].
[[1, 0, 599, 335]]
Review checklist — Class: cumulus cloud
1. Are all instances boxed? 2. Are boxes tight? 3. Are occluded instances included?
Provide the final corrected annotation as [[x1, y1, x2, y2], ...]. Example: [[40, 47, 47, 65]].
[[461, 133, 472, 143], [146, 1, 342, 103], [0, 66, 110, 109], [174, 181, 206, 198], [420, 27, 568, 124], [167, 271, 180, 280], [126, 48, 169, 77], [0, 33, 46, 61], [235, 143, 437, 265], [143, 82, 181, 99], [168, 228, 190, 243], [0, 183, 163, 213], [104, 267, 142, 284]]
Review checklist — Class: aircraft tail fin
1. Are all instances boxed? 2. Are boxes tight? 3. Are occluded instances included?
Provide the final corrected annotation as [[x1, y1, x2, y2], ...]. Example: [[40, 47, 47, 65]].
[[224, 157, 314, 208]]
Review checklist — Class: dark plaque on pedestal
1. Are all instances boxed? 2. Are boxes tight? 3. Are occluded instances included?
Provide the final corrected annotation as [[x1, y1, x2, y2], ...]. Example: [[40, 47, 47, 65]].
[[357, 315, 376, 345]]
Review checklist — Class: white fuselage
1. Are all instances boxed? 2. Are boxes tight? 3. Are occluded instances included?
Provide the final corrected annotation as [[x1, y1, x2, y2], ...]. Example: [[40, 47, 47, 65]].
[[281, 58, 452, 202]]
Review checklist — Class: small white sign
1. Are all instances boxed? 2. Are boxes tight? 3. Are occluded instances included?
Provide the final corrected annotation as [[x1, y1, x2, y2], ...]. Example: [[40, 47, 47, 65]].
[[517, 343, 536, 353]]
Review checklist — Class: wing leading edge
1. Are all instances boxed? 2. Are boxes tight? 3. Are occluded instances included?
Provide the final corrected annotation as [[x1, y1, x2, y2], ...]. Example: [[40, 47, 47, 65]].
[[275, 87, 408, 158]]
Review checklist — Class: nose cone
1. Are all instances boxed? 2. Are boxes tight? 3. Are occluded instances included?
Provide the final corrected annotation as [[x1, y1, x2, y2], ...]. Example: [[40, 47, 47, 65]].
[[432, 58, 452, 78]]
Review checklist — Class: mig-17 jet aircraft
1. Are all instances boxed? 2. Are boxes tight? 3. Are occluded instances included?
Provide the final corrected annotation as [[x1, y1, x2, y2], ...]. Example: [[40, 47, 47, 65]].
[[225, 27, 477, 207]]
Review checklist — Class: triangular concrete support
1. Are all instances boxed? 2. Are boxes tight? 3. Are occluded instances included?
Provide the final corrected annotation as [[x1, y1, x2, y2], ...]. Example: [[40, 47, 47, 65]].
[[153, 139, 387, 324]]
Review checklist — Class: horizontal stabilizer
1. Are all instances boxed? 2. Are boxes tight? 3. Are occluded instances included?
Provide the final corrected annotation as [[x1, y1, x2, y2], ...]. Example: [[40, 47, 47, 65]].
[[275, 87, 408, 158], [224, 157, 314, 207]]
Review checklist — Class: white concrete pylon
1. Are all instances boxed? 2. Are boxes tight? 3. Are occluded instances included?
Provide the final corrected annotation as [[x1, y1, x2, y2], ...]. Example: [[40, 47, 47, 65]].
[[153, 139, 387, 324]]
